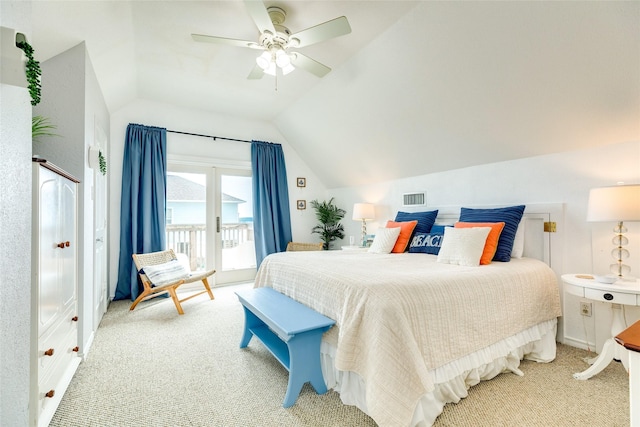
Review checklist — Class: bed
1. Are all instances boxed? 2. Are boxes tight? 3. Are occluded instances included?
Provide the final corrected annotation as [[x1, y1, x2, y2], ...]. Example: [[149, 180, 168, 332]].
[[254, 207, 563, 426]]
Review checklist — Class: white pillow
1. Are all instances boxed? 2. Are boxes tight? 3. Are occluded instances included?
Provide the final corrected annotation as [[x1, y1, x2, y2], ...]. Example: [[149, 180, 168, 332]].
[[141, 260, 190, 287], [368, 227, 401, 254], [511, 219, 526, 258], [437, 226, 491, 266]]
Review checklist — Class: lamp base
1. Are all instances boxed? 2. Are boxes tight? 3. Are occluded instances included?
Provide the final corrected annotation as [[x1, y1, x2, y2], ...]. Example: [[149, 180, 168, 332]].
[[611, 221, 631, 277], [360, 220, 367, 248]]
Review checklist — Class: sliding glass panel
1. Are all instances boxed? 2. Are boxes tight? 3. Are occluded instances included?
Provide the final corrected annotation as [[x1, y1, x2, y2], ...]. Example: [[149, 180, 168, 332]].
[[220, 172, 256, 272], [166, 170, 210, 273]]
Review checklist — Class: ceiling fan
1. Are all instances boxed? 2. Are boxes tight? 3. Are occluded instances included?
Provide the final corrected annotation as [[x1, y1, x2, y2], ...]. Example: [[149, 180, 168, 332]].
[[191, 1, 351, 79]]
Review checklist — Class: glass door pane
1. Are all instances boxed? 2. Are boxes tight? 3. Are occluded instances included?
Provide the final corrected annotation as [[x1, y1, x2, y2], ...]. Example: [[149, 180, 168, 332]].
[[165, 169, 212, 275], [217, 170, 256, 283]]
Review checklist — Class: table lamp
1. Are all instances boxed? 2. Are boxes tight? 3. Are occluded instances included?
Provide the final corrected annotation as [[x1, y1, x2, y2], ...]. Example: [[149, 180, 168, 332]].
[[352, 203, 375, 247], [587, 184, 640, 277]]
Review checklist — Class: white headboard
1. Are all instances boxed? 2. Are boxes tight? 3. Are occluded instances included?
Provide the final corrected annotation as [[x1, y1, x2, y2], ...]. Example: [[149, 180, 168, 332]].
[[431, 203, 565, 267]]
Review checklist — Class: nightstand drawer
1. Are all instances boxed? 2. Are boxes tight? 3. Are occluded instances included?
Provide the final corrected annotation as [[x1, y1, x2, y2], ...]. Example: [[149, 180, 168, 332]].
[[584, 288, 638, 305]]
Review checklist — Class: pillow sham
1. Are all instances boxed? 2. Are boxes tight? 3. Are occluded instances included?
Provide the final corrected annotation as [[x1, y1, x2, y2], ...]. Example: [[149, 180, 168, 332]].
[[511, 219, 526, 258], [409, 225, 449, 255], [436, 226, 492, 267], [368, 227, 402, 254], [394, 210, 438, 235], [459, 205, 525, 262], [386, 220, 418, 253], [454, 222, 505, 265], [141, 260, 190, 287]]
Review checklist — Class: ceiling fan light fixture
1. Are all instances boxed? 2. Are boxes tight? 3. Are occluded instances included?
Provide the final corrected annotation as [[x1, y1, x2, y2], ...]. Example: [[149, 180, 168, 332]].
[[282, 63, 295, 75], [263, 62, 277, 76], [275, 49, 291, 68], [256, 51, 271, 70]]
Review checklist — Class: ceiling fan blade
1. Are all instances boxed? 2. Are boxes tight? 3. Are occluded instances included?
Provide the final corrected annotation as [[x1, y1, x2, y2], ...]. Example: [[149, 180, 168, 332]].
[[243, 0, 276, 35], [291, 52, 331, 78], [247, 64, 264, 80], [289, 16, 351, 48], [192, 33, 262, 50]]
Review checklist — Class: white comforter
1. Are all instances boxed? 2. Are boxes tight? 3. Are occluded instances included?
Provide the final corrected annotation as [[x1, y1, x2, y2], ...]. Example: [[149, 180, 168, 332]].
[[254, 251, 562, 426]]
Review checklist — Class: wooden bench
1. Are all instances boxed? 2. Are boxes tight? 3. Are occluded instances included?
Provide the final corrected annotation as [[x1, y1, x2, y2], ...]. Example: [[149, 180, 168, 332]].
[[235, 287, 335, 407]]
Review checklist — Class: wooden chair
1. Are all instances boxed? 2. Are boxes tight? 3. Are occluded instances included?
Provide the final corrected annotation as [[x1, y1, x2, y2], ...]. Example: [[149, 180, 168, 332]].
[[131, 249, 215, 315], [286, 242, 324, 251]]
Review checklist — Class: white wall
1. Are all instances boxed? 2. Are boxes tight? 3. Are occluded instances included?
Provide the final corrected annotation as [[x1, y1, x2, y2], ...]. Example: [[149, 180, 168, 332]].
[[0, 5, 32, 425], [108, 100, 328, 296], [330, 140, 640, 351], [33, 42, 110, 357]]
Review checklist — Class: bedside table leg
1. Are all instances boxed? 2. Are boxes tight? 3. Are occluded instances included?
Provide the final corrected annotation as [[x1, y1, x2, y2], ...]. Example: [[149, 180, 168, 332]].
[[573, 338, 617, 380], [573, 302, 631, 380]]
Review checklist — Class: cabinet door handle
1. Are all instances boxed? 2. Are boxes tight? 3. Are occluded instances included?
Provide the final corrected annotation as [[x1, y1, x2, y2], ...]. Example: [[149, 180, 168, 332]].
[[45, 390, 55, 398], [71, 316, 78, 322], [57, 242, 65, 249], [44, 348, 54, 356], [72, 346, 79, 352], [65, 241, 70, 247]]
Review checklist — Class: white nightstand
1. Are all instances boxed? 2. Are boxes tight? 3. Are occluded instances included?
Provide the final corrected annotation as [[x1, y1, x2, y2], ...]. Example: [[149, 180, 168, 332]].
[[341, 246, 369, 252], [562, 273, 640, 380]]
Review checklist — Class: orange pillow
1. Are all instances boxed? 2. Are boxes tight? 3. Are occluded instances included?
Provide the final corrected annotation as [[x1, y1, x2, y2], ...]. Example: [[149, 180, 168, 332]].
[[454, 222, 505, 265], [386, 220, 418, 253]]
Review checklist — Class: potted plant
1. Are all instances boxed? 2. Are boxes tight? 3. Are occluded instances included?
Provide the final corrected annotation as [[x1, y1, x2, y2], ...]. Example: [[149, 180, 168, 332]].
[[311, 198, 346, 250]]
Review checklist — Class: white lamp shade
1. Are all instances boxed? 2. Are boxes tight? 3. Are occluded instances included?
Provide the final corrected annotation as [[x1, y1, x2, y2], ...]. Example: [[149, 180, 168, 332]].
[[587, 184, 640, 222], [352, 203, 375, 221], [256, 51, 271, 70]]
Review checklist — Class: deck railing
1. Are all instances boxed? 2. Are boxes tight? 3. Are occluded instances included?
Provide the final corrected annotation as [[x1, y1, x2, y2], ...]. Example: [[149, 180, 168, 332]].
[[165, 223, 252, 271]]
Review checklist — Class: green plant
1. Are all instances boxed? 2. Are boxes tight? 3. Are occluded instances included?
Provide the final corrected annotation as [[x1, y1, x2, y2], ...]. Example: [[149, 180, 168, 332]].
[[311, 198, 346, 250], [98, 150, 107, 175], [32, 115, 59, 142], [16, 40, 41, 106]]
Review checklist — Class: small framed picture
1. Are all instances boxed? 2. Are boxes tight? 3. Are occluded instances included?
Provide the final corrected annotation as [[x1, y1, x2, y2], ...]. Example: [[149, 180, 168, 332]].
[[297, 200, 306, 210], [297, 177, 306, 188]]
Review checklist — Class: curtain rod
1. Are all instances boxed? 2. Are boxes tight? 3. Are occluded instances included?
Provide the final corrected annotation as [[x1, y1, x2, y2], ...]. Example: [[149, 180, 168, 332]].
[[167, 129, 251, 144]]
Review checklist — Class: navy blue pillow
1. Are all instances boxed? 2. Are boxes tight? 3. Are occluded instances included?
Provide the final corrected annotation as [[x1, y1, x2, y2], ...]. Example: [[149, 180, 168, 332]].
[[459, 205, 525, 262], [395, 210, 439, 235], [409, 225, 448, 255]]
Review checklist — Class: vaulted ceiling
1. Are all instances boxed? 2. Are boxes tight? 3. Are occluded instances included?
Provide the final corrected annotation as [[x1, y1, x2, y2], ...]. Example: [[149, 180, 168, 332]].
[[31, 1, 640, 189]]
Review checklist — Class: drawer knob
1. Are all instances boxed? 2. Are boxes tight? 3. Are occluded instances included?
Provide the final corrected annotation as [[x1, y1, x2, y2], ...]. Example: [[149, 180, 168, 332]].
[[44, 348, 54, 357], [604, 293, 614, 301], [72, 346, 79, 352], [71, 316, 78, 322], [45, 390, 55, 398]]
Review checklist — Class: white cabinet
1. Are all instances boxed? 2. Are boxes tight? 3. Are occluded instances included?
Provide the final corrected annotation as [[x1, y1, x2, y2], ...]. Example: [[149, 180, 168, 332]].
[[31, 159, 81, 427]]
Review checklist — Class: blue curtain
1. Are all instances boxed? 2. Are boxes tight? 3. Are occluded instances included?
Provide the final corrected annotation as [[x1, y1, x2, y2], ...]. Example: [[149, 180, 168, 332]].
[[114, 124, 168, 301], [251, 140, 292, 267]]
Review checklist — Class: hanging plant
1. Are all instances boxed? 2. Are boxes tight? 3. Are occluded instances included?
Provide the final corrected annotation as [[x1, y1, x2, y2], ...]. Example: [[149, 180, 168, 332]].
[[32, 115, 59, 142], [16, 40, 42, 106], [98, 150, 107, 175]]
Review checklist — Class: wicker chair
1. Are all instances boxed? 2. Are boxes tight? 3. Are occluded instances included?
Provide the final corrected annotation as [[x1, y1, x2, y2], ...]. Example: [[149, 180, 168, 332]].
[[286, 242, 324, 251], [131, 249, 215, 315]]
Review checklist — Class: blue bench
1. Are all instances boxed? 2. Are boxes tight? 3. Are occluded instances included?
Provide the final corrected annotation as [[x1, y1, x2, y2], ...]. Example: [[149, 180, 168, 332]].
[[235, 287, 336, 407]]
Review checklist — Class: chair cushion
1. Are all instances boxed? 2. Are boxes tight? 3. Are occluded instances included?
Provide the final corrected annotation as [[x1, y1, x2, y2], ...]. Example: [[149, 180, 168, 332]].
[[141, 260, 190, 287]]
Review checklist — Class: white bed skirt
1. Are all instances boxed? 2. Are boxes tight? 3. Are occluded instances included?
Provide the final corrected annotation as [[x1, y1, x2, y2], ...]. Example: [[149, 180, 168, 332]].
[[320, 318, 558, 427]]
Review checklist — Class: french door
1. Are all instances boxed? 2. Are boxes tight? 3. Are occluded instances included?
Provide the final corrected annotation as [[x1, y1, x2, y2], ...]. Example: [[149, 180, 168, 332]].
[[166, 164, 256, 286]]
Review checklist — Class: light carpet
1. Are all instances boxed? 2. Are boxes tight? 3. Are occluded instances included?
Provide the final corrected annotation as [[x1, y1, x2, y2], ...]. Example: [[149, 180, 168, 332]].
[[50, 283, 630, 427]]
